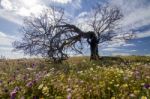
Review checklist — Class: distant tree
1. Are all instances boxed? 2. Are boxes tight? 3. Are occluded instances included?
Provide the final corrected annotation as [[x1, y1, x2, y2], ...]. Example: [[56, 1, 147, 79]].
[[13, 4, 134, 62]]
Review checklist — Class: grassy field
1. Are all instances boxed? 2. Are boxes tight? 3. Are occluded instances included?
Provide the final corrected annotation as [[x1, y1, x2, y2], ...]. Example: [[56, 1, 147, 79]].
[[0, 56, 150, 99]]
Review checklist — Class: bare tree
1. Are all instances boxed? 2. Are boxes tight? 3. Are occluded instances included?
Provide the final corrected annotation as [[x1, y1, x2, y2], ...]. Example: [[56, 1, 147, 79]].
[[13, 4, 133, 62]]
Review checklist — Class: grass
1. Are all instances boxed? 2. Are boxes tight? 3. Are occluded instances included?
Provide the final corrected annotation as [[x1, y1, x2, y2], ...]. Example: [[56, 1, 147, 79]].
[[0, 56, 150, 99]]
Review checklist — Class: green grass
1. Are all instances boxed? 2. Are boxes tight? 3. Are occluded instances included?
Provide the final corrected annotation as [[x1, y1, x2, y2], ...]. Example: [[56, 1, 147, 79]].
[[0, 56, 150, 99]]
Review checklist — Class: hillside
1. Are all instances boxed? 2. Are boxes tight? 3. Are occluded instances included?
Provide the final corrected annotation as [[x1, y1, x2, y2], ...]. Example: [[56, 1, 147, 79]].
[[0, 56, 150, 99]]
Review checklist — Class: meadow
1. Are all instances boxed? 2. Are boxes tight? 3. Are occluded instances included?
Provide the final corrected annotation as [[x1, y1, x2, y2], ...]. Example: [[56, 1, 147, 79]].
[[0, 56, 150, 99]]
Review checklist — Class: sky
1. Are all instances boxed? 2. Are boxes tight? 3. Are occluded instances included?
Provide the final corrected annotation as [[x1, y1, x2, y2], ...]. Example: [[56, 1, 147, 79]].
[[0, 0, 150, 58]]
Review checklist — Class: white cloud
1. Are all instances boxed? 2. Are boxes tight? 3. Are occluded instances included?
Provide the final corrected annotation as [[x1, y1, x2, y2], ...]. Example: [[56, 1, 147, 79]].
[[102, 47, 120, 51], [75, 11, 93, 31], [0, 9, 23, 25], [131, 50, 136, 52], [0, 31, 31, 59], [52, 0, 72, 4], [120, 6, 150, 31], [122, 43, 135, 47], [0, 0, 12, 10], [0, 31, 15, 46], [70, 0, 82, 9], [0, 0, 47, 24], [112, 52, 130, 56], [101, 40, 126, 48], [109, 0, 150, 36], [0, 0, 82, 25], [136, 31, 150, 38]]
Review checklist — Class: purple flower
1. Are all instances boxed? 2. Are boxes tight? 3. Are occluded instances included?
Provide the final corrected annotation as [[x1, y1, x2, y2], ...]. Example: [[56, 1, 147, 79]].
[[16, 68, 19, 71], [14, 86, 20, 92], [10, 86, 20, 99], [23, 75, 27, 81], [32, 80, 37, 84], [144, 84, 150, 89], [26, 81, 33, 87], [10, 91, 17, 99], [67, 93, 72, 99], [33, 96, 38, 99], [0, 80, 2, 83], [32, 63, 36, 68]]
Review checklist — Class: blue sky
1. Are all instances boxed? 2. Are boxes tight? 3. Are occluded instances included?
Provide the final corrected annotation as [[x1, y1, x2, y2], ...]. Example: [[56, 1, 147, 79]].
[[0, 0, 150, 58]]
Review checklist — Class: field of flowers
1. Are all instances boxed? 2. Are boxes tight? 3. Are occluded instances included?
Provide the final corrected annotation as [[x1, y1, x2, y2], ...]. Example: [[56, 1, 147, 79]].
[[0, 56, 150, 99]]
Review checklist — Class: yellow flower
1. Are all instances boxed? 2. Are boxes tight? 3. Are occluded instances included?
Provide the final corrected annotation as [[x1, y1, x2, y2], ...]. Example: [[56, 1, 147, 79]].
[[38, 84, 44, 90], [90, 67, 93, 71], [134, 90, 140, 94], [141, 96, 147, 99], [114, 84, 119, 87], [111, 97, 115, 99], [42, 86, 49, 96], [122, 84, 128, 88]]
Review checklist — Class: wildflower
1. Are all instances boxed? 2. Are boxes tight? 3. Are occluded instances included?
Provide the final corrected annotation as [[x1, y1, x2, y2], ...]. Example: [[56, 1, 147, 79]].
[[14, 86, 20, 92], [67, 93, 71, 99], [33, 96, 38, 99], [141, 83, 145, 86], [32, 63, 36, 68], [26, 81, 33, 87], [42, 86, 49, 96], [66, 88, 71, 93], [119, 70, 124, 74], [114, 84, 119, 87], [38, 84, 44, 90], [129, 93, 136, 97], [32, 79, 37, 84], [111, 97, 115, 99], [27, 68, 34, 71], [109, 81, 113, 84], [23, 75, 27, 81], [80, 80, 84, 84], [45, 73, 51, 77], [10, 91, 17, 99], [107, 87, 111, 90], [21, 96, 25, 99], [134, 90, 140, 94], [141, 96, 147, 99], [90, 68, 93, 71], [0, 80, 2, 83], [143, 84, 150, 89], [122, 84, 128, 88]]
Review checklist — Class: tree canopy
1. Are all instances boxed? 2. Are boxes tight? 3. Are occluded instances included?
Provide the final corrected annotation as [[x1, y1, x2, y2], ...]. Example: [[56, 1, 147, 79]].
[[13, 4, 134, 62]]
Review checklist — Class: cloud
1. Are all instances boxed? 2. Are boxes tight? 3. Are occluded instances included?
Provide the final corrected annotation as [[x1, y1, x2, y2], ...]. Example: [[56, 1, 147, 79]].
[[131, 50, 136, 52], [0, 0, 82, 25], [121, 6, 150, 31], [136, 31, 150, 38], [102, 47, 121, 51], [122, 43, 135, 47], [0, 0, 12, 10], [0, 31, 15, 46], [0, 31, 32, 58], [52, 0, 72, 4], [112, 52, 131, 56], [109, 0, 150, 37], [0, 9, 23, 25], [0, 0, 47, 24]]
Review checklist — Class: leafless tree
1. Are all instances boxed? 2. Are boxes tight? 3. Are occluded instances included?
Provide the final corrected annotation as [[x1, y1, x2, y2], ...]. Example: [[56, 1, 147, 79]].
[[13, 4, 133, 62]]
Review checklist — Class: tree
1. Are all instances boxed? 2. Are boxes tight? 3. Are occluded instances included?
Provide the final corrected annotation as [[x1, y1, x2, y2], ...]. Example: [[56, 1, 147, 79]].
[[13, 4, 133, 62]]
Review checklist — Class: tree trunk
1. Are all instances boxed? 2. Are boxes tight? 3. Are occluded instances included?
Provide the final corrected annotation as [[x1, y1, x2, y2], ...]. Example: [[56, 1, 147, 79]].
[[89, 34, 99, 60]]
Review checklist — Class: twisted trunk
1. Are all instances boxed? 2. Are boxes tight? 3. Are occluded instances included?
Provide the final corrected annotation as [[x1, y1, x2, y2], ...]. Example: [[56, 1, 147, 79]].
[[89, 33, 99, 60]]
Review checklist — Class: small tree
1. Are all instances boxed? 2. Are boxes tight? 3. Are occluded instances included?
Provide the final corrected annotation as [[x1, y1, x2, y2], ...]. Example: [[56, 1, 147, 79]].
[[13, 4, 133, 62]]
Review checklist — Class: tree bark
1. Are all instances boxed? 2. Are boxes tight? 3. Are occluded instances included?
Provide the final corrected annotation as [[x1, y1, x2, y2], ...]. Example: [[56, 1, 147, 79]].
[[89, 33, 99, 60]]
